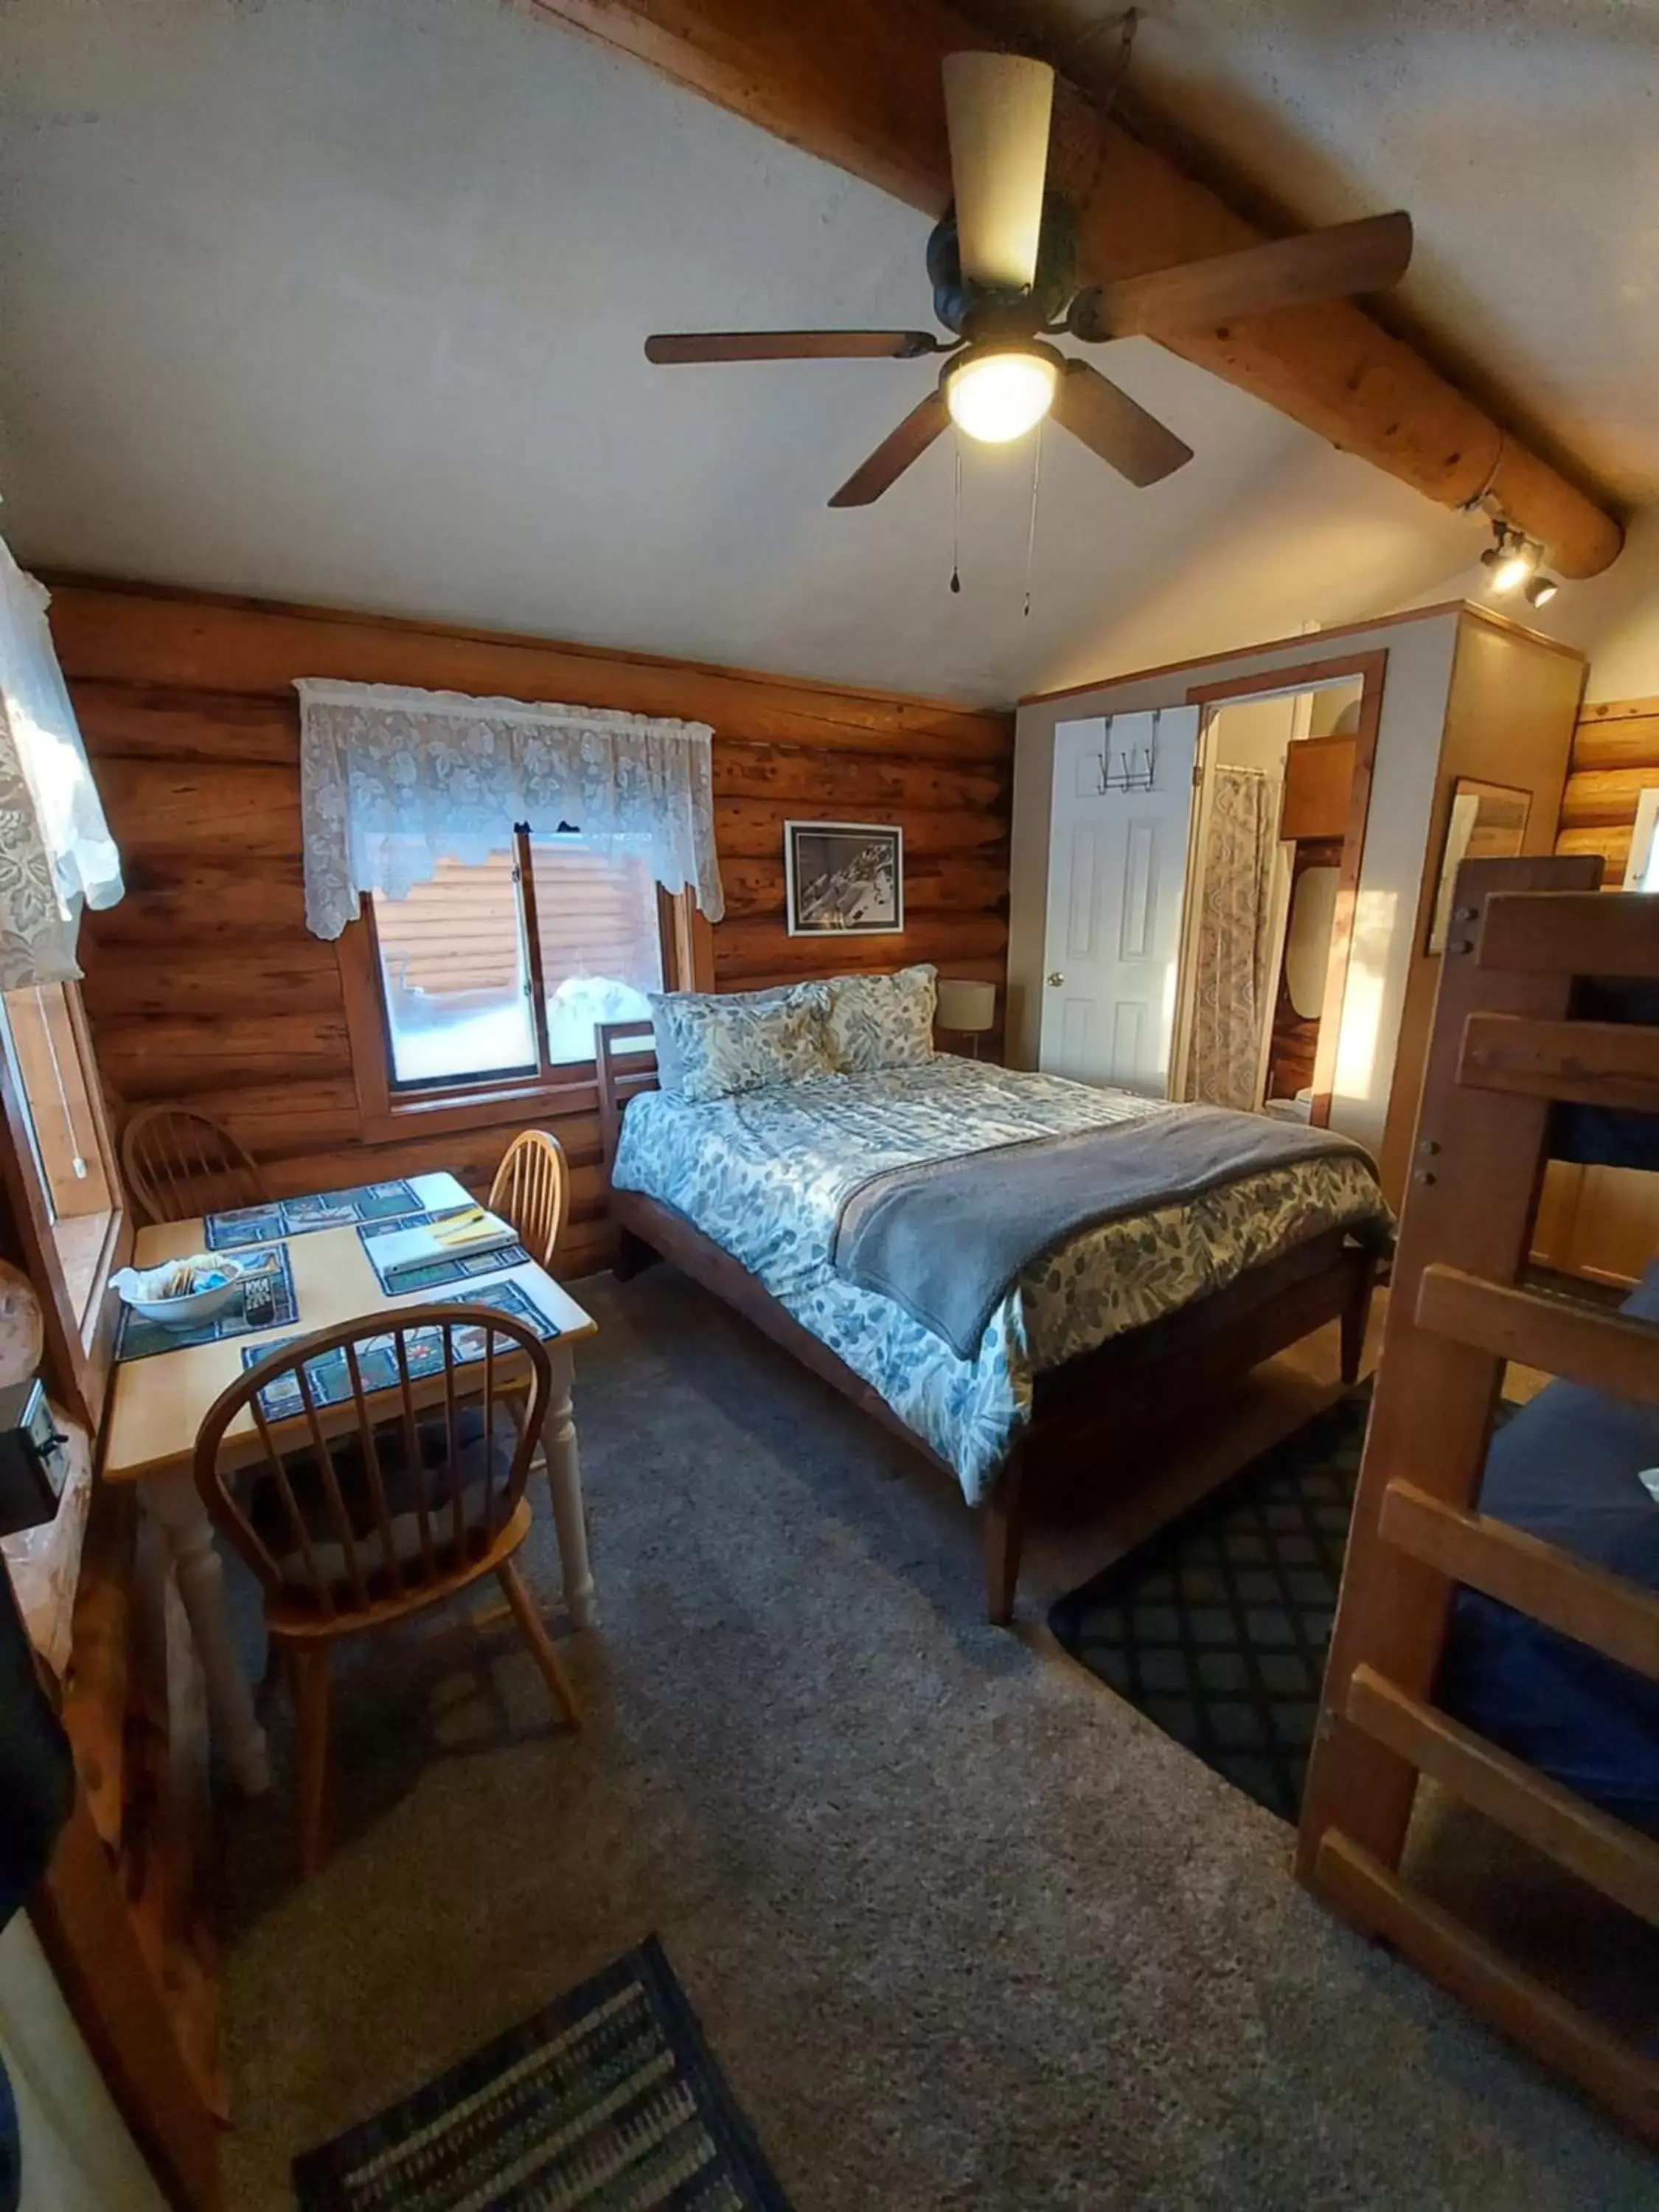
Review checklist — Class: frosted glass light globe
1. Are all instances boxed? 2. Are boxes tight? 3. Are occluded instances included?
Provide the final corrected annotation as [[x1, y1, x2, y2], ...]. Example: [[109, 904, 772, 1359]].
[[945, 348, 1057, 444]]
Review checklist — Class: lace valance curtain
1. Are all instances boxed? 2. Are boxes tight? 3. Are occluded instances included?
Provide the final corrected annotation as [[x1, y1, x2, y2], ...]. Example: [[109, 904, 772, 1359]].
[[0, 540, 124, 989], [295, 680, 724, 937]]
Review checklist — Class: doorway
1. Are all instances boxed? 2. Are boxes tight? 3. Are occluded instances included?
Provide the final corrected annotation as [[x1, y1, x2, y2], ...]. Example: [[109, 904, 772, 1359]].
[[1172, 662, 1381, 1124]]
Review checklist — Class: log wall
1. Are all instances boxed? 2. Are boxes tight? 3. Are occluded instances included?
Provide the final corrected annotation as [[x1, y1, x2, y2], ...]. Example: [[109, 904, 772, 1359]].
[[51, 582, 1012, 1280], [1554, 695, 1659, 881]]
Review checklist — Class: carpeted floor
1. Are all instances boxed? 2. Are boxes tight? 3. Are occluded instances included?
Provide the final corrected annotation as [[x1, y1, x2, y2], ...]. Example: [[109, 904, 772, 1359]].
[[220, 1267, 1656, 2211]]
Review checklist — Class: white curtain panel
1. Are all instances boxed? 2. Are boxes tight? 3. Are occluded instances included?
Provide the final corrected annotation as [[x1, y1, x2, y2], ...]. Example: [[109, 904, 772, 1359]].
[[295, 679, 725, 939], [1187, 765, 1281, 1111], [0, 540, 124, 989]]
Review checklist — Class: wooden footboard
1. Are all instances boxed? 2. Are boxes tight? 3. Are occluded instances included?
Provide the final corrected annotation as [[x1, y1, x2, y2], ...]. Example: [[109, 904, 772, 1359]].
[[597, 1021, 1377, 1623]]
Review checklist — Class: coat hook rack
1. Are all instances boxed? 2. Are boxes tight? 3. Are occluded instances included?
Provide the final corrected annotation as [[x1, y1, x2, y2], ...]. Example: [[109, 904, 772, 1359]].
[[1096, 711, 1161, 793]]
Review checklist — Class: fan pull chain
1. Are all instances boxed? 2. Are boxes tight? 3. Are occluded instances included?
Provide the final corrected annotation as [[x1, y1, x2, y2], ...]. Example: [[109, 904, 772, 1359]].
[[1023, 420, 1044, 620], [950, 436, 963, 596]]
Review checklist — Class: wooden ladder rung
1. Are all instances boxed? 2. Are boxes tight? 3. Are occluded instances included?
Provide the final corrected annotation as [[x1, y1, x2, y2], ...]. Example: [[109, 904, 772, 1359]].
[[1458, 1013, 1659, 1113], [1481, 889, 1659, 978], [1380, 1481, 1659, 1683], [1346, 1666, 1659, 1927], [1416, 1266, 1659, 1407], [1314, 1830, 1659, 2145]]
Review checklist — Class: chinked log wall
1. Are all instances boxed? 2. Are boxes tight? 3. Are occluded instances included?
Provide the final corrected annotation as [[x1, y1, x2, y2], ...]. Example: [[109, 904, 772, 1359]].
[[49, 581, 1012, 1281], [1554, 694, 1659, 881]]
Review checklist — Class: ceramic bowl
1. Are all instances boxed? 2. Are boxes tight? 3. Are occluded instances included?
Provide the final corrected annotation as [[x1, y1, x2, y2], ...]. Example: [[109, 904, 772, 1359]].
[[114, 1255, 244, 1332]]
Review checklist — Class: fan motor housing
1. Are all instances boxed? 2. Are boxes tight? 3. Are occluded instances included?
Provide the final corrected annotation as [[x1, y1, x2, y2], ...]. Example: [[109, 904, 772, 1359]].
[[926, 195, 1078, 341]]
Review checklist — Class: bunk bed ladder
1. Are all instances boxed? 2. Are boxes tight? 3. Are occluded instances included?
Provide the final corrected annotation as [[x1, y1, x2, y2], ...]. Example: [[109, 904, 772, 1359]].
[[1297, 853, 1659, 2143]]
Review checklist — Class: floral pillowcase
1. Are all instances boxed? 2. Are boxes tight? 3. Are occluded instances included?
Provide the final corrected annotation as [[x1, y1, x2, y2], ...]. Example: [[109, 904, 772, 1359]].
[[822, 964, 938, 1074], [650, 981, 833, 1105]]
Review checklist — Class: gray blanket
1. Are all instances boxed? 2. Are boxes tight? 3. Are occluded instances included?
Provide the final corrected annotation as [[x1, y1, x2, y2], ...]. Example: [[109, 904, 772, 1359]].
[[830, 1104, 1377, 1357]]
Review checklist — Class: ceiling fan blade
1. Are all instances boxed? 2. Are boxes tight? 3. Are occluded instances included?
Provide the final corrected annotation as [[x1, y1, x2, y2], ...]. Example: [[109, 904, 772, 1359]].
[[1051, 361, 1193, 488], [829, 390, 950, 507], [644, 330, 941, 364], [942, 52, 1054, 293], [1074, 212, 1413, 341]]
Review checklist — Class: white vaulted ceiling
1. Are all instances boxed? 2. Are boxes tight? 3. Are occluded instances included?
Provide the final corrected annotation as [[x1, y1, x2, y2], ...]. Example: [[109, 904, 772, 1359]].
[[0, 0, 1641, 705]]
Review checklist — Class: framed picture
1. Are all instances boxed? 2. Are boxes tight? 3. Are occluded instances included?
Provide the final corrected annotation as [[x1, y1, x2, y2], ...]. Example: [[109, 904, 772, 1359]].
[[785, 820, 904, 936], [1427, 777, 1532, 953]]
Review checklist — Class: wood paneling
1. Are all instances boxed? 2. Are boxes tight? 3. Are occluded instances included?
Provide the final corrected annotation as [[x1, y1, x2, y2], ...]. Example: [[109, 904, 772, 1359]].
[[58, 581, 1011, 1276]]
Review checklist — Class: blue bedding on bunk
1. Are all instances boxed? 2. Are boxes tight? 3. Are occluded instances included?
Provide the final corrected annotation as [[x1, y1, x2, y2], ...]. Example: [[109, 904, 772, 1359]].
[[1439, 1263, 1659, 1831]]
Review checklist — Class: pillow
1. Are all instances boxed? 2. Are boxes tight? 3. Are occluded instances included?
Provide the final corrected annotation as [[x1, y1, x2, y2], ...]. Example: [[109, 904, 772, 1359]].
[[823, 964, 938, 1074], [650, 981, 833, 1104]]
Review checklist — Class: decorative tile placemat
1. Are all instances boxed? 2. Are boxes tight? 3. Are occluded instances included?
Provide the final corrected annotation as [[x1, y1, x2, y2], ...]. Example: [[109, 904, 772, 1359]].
[[356, 1208, 530, 1297], [239, 1280, 560, 1421], [115, 1244, 299, 1363], [204, 1179, 422, 1251]]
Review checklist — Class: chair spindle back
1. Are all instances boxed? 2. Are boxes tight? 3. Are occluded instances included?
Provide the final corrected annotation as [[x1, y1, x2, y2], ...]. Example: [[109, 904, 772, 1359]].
[[487, 1129, 569, 1270], [121, 1104, 271, 1226], [193, 1303, 553, 1624]]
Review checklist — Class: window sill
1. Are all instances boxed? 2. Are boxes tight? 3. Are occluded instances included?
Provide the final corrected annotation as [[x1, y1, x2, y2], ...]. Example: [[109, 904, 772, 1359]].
[[360, 1070, 604, 1147]]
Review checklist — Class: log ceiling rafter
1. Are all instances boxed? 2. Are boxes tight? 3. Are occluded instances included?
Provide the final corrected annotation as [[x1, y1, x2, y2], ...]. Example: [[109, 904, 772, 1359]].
[[524, 0, 1623, 579]]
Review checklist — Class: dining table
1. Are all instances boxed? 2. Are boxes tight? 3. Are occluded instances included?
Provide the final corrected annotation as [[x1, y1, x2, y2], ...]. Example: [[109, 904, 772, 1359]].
[[100, 1169, 598, 1798]]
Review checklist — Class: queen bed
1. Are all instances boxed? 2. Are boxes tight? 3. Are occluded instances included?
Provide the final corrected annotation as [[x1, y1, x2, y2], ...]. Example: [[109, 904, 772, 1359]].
[[597, 967, 1389, 1621]]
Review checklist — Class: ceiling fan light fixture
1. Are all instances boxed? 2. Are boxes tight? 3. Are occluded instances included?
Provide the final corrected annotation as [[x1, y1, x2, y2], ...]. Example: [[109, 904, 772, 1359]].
[[1523, 572, 1559, 608], [944, 343, 1059, 445]]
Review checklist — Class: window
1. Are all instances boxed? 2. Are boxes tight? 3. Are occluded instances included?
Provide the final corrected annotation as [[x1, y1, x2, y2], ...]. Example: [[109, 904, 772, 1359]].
[[364, 827, 668, 1097], [0, 982, 119, 1328], [1625, 787, 1659, 891]]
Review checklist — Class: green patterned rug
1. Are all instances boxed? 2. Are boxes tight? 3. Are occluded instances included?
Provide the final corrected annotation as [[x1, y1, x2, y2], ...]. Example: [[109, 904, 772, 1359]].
[[293, 1937, 791, 2211]]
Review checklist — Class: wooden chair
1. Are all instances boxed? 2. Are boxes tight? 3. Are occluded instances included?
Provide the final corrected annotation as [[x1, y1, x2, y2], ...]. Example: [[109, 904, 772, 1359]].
[[121, 1104, 271, 1227], [488, 1129, 569, 1270], [193, 1303, 580, 1877]]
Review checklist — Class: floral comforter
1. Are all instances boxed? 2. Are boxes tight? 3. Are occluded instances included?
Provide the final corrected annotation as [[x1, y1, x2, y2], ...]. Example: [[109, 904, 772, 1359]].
[[611, 1058, 1390, 1505]]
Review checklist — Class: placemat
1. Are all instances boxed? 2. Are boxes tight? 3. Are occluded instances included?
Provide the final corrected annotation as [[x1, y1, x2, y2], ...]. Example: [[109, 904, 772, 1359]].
[[204, 1179, 422, 1251], [356, 1208, 529, 1296], [115, 1245, 299, 1363], [240, 1280, 560, 1421]]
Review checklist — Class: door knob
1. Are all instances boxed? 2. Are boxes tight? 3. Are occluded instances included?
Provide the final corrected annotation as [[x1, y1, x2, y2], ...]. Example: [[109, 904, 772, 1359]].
[[1048, 971, 1065, 987]]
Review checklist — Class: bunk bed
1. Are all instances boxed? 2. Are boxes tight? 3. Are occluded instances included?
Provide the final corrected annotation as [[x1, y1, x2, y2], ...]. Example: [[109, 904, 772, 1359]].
[[1299, 852, 1659, 2143]]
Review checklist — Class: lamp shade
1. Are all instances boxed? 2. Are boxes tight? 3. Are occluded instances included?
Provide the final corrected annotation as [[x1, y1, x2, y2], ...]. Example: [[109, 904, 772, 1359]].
[[936, 978, 997, 1033]]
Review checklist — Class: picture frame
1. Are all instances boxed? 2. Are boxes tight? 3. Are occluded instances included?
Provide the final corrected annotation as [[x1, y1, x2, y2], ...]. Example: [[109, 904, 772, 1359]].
[[1426, 777, 1532, 954], [784, 820, 904, 936]]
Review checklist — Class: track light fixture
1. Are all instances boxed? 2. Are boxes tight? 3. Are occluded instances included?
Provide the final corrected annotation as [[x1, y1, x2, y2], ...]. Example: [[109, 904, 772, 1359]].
[[1480, 518, 1559, 607]]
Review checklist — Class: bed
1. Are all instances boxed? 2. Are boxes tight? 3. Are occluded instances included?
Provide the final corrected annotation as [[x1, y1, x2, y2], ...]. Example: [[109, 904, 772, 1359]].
[[597, 995, 1389, 1621]]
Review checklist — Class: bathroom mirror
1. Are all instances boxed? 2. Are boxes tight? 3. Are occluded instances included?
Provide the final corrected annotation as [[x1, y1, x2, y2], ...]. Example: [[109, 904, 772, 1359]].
[[1284, 866, 1339, 1018]]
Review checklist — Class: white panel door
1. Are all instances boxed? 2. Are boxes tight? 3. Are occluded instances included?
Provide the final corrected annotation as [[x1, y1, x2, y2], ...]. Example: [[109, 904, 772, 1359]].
[[1037, 706, 1201, 1096]]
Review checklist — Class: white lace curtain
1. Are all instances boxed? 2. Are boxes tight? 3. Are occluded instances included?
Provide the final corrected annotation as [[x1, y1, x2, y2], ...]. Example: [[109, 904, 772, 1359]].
[[295, 679, 724, 937], [0, 540, 124, 988]]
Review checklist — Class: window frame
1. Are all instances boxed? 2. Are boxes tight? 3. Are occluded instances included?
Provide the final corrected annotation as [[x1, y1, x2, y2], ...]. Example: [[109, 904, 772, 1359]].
[[0, 978, 130, 1430], [337, 828, 711, 1144]]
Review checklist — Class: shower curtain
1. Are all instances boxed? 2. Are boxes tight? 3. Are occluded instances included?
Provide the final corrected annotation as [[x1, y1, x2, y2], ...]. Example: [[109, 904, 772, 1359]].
[[1186, 765, 1281, 1110]]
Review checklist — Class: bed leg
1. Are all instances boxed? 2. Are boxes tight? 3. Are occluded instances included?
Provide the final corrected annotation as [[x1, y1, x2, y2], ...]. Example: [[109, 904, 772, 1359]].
[[1340, 1259, 1375, 1388], [612, 1222, 657, 1282], [983, 1451, 1026, 1627]]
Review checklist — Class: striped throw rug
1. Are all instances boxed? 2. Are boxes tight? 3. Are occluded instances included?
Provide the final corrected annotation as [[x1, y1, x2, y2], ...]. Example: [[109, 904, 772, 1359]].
[[293, 1938, 792, 2211]]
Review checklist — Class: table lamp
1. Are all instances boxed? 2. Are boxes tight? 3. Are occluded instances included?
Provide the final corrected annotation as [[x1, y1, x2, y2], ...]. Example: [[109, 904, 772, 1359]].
[[936, 977, 997, 1058]]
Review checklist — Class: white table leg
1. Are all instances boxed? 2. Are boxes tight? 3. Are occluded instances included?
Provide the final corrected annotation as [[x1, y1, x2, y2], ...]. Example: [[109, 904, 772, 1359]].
[[542, 1343, 596, 1630], [143, 1470, 271, 1798]]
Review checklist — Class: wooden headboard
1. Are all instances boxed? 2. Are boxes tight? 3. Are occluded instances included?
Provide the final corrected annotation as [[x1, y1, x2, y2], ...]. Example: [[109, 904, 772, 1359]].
[[596, 1020, 660, 1175]]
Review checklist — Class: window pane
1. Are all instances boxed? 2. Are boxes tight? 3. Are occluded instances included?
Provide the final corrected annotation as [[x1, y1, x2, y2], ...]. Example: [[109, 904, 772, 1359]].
[[529, 837, 664, 1065], [0, 984, 116, 1322], [372, 854, 538, 1086]]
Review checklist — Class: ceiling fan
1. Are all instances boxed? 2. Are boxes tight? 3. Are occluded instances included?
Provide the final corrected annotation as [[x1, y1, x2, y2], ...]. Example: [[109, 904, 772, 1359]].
[[644, 52, 1413, 508]]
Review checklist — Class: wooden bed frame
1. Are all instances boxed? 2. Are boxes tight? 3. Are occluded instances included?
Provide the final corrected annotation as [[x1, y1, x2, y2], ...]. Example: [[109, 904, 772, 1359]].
[[597, 1020, 1378, 1623], [1298, 855, 1659, 2142]]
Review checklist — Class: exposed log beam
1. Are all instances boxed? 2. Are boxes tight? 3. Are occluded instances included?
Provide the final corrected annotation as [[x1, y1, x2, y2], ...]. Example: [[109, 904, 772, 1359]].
[[525, 0, 1622, 578]]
